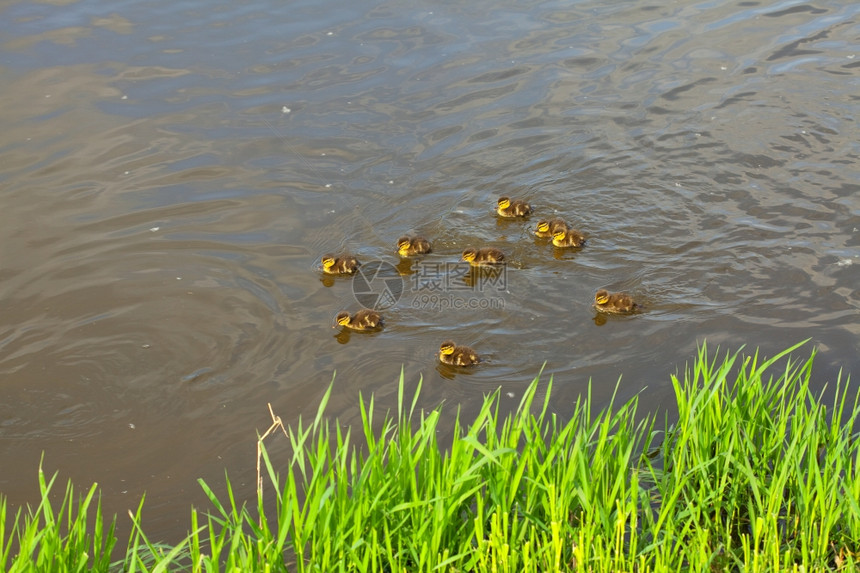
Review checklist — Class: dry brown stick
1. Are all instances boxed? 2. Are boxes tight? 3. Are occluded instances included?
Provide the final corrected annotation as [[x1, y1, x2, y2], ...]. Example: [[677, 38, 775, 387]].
[[256, 403, 288, 501]]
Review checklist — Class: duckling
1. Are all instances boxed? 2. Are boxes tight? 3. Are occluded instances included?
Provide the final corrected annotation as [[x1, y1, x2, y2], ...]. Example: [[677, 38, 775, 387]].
[[334, 309, 383, 330], [321, 254, 360, 275], [438, 340, 480, 366], [397, 236, 432, 256], [551, 228, 586, 248], [497, 197, 532, 218], [461, 247, 506, 266], [594, 289, 638, 314], [534, 218, 568, 238]]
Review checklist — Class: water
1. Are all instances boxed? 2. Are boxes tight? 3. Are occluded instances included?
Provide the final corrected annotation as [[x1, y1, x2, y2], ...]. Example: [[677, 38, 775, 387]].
[[1, 0, 858, 543]]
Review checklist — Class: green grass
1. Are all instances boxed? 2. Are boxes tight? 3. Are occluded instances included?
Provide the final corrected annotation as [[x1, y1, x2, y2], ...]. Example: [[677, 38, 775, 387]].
[[3, 341, 860, 571]]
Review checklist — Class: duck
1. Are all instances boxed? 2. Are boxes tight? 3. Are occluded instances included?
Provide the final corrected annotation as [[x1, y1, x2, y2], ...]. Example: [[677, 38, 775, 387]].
[[321, 254, 360, 275], [496, 197, 532, 218], [594, 289, 638, 314], [551, 228, 586, 248], [534, 218, 568, 238], [334, 309, 383, 330], [397, 236, 432, 256], [438, 340, 480, 366], [461, 247, 506, 266]]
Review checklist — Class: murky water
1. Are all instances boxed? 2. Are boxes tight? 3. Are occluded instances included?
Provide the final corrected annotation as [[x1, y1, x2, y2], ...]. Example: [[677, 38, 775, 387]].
[[1, 0, 858, 543]]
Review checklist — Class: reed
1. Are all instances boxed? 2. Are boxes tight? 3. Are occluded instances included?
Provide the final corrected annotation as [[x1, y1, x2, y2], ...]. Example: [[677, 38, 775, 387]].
[[2, 341, 859, 571]]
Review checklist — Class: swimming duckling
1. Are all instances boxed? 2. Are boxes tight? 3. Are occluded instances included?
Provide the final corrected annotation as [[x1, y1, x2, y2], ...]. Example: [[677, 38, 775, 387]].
[[594, 289, 638, 314], [496, 197, 532, 218], [535, 218, 568, 238], [551, 228, 586, 248], [397, 236, 432, 256], [321, 254, 360, 275], [461, 247, 506, 266], [438, 340, 480, 366], [334, 309, 383, 330]]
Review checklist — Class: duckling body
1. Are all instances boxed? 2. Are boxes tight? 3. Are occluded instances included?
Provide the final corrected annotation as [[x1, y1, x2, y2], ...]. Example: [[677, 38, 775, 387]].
[[496, 197, 532, 218], [551, 228, 586, 248], [335, 309, 383, 330], [438, 340, 480, 366], [322, 254, 360, 275], [461, 247, 506, 266], [535, 218, 568, 238], [594, 289, 638, 314], [397, 236, 432, 256]]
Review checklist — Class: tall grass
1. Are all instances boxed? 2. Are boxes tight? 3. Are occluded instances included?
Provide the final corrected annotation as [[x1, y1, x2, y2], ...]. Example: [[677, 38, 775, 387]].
[[2, 341, 859, 571], [0, 464, 117, 572]]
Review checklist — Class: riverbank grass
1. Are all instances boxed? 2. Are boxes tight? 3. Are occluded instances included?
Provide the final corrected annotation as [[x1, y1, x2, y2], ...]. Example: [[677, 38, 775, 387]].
[[3, 341, 859, 571]]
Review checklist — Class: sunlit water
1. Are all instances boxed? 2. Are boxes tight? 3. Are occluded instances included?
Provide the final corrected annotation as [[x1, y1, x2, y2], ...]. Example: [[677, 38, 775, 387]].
[[1, 0, 858, 542]]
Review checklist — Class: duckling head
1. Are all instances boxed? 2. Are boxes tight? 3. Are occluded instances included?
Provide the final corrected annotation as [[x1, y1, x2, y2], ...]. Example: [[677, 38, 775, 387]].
[[335, 311, 351, 327], [439, 340, 456, 356], [497, 197, 511, 210], [396, 236, 411, 255], [536, 221, 550, 234], [595, 289, 610, 305], [322, 255, 336, 270], [552, 229, 567, 242], [461, 248, 478, 263]]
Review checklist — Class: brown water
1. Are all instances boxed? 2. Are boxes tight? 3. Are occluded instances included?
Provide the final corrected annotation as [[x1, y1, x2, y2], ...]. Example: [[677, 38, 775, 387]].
[[1, 0, 858, 543]]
